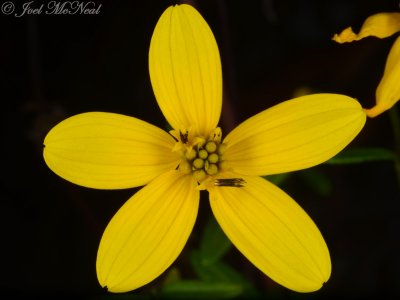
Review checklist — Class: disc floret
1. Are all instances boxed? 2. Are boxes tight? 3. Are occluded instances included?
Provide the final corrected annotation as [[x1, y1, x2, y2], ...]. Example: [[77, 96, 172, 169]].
[[174, 127, 227, 183]]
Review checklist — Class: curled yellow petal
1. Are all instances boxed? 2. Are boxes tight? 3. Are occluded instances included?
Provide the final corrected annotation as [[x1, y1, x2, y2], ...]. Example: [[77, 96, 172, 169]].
[[366, 35, 400, 117], [208, 175, 330, 292], [332, 12, 400, 43], [43, 112, 179, 189], [149, 4, 222, 137], [223, 94, 366, 176], [97, 170, 199, 292]]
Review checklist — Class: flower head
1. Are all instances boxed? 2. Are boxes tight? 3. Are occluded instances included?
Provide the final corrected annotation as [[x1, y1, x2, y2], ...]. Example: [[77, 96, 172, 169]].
[[44, 4, 366, 294], [333, 12, 400, 117]]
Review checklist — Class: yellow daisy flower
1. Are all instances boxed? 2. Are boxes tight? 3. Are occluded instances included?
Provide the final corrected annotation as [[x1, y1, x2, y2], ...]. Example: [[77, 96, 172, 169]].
[[333, 12, 400, 117], [43, 4, 366, 294]]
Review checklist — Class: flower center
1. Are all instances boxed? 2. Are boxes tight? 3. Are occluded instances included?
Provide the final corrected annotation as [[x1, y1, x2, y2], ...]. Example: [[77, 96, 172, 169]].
[[175, 127, 228, 183], [180, 139, 227, 181]]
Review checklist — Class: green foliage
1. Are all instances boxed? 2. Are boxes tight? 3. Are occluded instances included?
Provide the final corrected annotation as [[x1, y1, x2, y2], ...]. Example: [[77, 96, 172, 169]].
[[161, 280, 243, 299], [93, 293, 153, 300], [326, 147, 396, 165], [199, 217, 232, 265], [263, 173, 291, 186], [190, 250, 258, 296], [299, 169, 332, 197], [162, 267, 182, 286], [160, 217, 259, 299]]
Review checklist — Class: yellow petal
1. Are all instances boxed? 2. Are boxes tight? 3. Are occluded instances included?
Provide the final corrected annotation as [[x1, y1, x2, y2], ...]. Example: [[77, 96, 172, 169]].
[[43, 112, 179, 189], [97, 170, 199, 292], [208, 175, 330, 292], [367, 35, 400, 117], [223, 94, 366, 176], [149, 4, 222, 137], [332, 12, 400, 43]]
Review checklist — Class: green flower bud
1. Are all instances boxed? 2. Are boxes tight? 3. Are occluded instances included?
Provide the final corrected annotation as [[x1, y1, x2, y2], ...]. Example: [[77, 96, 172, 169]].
[[208, 153, 219, 163], [185, 148, 197, 160], [193, 169, 206, 182], [198, 149, 208, 159], [179, 161, 192, 174], [193, 158, 204, 169], [217, 143, 227, 155], [205, 141, 217, 153], [206, 163, 218, 175]]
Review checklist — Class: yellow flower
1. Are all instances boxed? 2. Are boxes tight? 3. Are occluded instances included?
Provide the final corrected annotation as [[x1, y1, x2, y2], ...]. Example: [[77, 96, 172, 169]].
[[333, 12, 400, 117], [43, 4, 366, 294]]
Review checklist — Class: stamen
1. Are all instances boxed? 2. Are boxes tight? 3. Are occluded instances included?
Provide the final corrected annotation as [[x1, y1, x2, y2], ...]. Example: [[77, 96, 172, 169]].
[[214, 178, 246, 187], [180, 130, 189, 144]]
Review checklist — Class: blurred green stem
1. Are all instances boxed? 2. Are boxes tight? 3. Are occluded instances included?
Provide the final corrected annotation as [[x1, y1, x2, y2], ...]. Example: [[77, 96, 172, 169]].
[[389, 107, 400, 188]]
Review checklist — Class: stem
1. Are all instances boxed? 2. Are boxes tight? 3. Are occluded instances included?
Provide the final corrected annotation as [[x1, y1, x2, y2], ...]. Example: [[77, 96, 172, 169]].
[[388, 106, 400, 188]]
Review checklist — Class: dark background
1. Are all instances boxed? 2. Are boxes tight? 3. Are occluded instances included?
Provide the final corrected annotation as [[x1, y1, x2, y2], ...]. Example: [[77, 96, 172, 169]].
[[1, 0, 400, 298]]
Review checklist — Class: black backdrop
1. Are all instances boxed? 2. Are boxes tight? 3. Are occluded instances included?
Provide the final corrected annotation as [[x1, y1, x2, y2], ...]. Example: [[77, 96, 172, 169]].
[[1, 0, 400, 298]]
